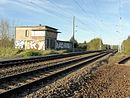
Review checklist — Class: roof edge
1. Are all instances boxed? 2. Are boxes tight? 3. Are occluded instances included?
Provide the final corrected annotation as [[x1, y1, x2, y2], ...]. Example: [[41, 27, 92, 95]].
[[16, 25, 58, 30]]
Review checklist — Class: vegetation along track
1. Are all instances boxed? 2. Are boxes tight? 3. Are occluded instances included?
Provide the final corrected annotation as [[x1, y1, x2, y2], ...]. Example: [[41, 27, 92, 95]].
[[0, 50, 117, 97]]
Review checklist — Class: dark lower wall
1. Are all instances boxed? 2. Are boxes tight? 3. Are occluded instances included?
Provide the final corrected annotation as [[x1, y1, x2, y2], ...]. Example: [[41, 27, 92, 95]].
[[56, 40, 72, 49]]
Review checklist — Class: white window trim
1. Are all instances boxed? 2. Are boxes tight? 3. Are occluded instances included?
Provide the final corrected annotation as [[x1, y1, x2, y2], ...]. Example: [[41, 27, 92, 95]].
[[31, 31, 45, 36]]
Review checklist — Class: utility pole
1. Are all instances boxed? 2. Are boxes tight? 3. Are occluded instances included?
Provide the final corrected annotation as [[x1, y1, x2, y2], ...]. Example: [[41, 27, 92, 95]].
[[73, 16, 75, 52], [99, 34, 102, 50], [119, 17, 122, 52], [100, 39, 102, 50]]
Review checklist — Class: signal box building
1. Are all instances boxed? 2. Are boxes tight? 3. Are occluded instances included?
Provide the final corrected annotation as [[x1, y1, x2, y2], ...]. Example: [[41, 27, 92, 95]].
[[15, 24, 72, 50]]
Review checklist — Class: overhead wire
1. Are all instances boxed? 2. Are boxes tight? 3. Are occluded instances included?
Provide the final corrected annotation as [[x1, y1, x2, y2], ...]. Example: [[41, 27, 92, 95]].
[[41, 0, 72, 20], [74, 0, 116, 33], [35, 0, 89, 28], [73, 0, 105, 33], [45, 0, 99, 41], [80, 0, 106, 34], [28, 0, 71, 23], [45, 0, 93, 36], [46, 0, 89, 26], [45, 0, 90, 27], [91, 0, 116, 32], [119, 0, 122, 16], [29, 0, 76, 39], [27, 0, 105, 39]]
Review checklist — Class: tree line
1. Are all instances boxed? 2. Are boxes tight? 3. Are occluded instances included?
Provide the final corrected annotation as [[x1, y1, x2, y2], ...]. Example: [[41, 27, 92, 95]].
[[70, 37, 111, 51], [123, 36, 130, 53], [70, 35, 130, 53]]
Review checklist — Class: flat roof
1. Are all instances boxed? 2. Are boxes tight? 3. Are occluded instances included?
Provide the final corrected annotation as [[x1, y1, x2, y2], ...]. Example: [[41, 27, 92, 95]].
[[16, 25, 58, 30], [32, 29, 61, 33]]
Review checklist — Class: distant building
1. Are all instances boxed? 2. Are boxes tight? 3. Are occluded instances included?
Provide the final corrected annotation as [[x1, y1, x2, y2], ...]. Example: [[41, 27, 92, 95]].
[[15, 24, 72, 50]]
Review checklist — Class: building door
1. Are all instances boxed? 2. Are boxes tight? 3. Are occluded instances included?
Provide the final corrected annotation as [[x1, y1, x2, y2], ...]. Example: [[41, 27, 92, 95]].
[[46, 39, 50, 49]]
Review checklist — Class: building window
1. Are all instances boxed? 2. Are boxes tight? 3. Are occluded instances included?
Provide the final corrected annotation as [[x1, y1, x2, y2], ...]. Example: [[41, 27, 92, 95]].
[[31, 31, 45, 36], [25, 30, 29, 37]]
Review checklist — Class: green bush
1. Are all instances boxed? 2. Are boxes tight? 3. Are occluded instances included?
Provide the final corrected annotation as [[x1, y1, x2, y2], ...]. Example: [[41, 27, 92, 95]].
[[87, 38, 102, 50], [24, 50, 42, 57], [123, 36, 130, 54], [78, 41, 87, 50], [70, 37, 78, 48]]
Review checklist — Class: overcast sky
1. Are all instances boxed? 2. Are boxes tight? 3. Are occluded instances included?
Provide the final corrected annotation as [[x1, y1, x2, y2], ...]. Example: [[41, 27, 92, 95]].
[[0, 0, 130, 45]]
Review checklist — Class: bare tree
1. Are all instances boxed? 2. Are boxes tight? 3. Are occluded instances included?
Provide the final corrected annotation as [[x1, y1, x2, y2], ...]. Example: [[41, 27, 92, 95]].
[[0, 17, 15, 48]]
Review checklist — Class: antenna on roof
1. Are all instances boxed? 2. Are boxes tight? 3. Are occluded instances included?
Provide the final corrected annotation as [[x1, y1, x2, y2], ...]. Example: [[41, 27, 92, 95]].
[[39, 24, 41, 26]]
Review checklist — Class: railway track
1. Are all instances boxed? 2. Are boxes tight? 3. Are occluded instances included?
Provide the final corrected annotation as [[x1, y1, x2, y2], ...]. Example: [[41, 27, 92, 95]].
[[0, 50, 105, 68], [0, 52, 99, 78], [0, 49, 117, 97]]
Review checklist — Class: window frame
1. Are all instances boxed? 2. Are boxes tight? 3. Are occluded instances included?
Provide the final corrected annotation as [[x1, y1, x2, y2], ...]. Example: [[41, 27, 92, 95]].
[[25, 30, 29, 37]]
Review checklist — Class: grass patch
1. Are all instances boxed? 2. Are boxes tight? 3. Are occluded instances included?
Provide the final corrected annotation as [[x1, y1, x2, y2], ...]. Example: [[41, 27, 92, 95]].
[[0, 48, 87, 59], [42, 50, 68, 55], [0, 49, 70, 59], [24, 50, 42, 57], [108, 52, 129, 62], [0, 48, 20, 59], [42, 50, 58, 55]]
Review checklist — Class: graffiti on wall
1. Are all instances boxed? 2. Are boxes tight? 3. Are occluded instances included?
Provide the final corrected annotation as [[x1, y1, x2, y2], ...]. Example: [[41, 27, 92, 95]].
[[15, 40, 25, 49], [56, 41, 72, 49], [15, 40, 45, 50], [15, 40, 71, 50], [26, 40, 45, 50]]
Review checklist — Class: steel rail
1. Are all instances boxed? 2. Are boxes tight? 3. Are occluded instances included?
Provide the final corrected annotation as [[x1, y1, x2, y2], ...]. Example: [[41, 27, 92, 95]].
[[118, 56, 130, 64]]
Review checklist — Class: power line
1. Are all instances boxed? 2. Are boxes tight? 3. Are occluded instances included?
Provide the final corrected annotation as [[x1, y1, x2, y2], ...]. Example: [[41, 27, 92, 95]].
[[92, 0, 116, 31], [73, 0, 105, 32], [45, 0, 94, 34], [75, 0, 116, 33], [73, 0, 91, 15], [34, 0, 90, 28], [28, 0, 71, 23], [46, 0, 89, 27], [45, 0, 101, 34], [43, 0, 72, 20], [28, 0, 103, 38], [46, 0, 99, 41], [119, 0, 122, 16], [72, 0, 102, 34]]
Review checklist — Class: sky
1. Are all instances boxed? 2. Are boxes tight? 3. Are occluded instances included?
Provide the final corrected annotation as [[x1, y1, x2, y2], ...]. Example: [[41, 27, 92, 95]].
[[0, 0, 130, 45]]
